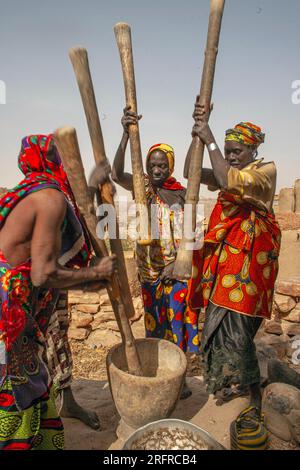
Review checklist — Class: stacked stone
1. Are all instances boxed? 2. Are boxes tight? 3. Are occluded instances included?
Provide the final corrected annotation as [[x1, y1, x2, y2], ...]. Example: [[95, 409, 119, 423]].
[[253, 279, 300, 444], [68, 290, 144, 348], [263, 382, 300, 444], [262, 278, 300, 365]]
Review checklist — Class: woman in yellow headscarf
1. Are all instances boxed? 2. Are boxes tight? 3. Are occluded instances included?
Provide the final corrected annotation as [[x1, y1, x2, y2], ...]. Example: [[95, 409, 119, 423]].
[[112, 107, 199, 399]]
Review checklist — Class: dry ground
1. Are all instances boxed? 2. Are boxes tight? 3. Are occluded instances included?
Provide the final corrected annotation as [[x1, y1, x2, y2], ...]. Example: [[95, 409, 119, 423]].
[[70, 340, 299, 451], [71, 341, 203, 382], [67, 223, 300, 450]]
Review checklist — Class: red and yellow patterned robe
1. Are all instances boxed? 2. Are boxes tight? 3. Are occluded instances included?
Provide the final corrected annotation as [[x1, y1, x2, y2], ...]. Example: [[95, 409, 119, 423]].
[[189, 159, 281, 319]]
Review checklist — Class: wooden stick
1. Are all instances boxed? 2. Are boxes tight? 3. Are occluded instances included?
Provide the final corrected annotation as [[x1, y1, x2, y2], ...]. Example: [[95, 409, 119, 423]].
[[173, 0, 225, 280], [114, 23, 151, 246], [54, 127, 143, 376], [69, 46, 135, 321]]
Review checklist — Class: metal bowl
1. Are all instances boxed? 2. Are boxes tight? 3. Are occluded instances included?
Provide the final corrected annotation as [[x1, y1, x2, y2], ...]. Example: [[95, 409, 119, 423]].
[[122, 418, 225, 450]]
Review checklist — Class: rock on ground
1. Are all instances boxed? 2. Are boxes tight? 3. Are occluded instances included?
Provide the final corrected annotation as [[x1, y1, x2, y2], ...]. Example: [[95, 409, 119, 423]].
[[255, 334, 288, 361], [284, 308, 300, 323], [68, 326, 90, 341], [281, 321, 300, 337], [263, 383, 300, 444], [274, 293, 297, 314], [86, 329, 121, 349]]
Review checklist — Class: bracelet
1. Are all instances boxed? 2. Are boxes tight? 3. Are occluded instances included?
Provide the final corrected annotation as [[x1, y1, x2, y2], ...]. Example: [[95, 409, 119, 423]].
[[207, 142, 218, 152]]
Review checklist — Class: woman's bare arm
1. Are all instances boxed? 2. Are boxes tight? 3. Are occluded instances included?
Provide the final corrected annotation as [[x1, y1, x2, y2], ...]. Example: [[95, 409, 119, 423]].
[[30, 189, 116, 289], [183, 141, 219, 188], [111, 131, 134, 191], [111, 106, 142, 192]]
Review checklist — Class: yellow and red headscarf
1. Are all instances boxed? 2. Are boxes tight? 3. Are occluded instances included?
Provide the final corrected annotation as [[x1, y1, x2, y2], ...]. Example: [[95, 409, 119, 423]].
[[147, 143, 175, 174], [146, 143, 185, 191], [225, 122, 265, 147]]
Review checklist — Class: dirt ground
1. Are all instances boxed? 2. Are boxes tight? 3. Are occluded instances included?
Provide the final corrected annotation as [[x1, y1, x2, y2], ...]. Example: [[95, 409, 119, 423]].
[[69, 340, 299, 451], [65, 224, 300, 451], [70, 341, 203, 382]]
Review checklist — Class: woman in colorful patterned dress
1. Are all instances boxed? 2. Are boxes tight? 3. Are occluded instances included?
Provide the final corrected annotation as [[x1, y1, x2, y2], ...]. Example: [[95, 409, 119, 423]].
[[188, 97, 281, 449], [0, 135, 116, 450], [111, 107, 201, 399]]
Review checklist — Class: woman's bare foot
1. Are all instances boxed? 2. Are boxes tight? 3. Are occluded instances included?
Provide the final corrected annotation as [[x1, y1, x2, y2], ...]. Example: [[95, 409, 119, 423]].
[[59, 386, 101, 430]]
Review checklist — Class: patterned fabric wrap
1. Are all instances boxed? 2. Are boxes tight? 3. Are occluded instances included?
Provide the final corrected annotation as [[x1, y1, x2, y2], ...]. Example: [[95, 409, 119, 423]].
[[136, 175, 199, 352], [142, 279, 199, 353], [161, 177, 185, 191], [45, 291, 72, 391], [0, 379, 64, 450], [0, 250, 56, 411], [188, 191, 281, 319], [0, 134, 91, 411], [225, 122, 265, 147], [136, 175, 183, 283]]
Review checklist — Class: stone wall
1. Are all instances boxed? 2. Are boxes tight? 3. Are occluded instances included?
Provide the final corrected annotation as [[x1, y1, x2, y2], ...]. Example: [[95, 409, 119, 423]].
[[68, 288, 144, 348], [255, 278, 300, 444], [259, 278, 300, 366]]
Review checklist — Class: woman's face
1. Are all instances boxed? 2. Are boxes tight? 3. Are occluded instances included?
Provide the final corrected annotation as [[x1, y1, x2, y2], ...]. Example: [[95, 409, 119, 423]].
[[146, 150, 170, 187], [224, 141, 256, 170]]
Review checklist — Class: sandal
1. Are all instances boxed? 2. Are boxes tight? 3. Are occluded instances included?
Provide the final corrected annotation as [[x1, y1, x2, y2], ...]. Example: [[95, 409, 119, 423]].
[[230, 406, 268, 450]]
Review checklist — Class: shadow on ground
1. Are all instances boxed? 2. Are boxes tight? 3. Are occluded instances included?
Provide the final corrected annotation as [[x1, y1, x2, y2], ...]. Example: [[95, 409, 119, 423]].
[[63, 376, 208, 450]]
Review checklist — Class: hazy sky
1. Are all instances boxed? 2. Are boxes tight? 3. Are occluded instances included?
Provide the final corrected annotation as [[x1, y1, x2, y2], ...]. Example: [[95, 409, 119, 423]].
[[0, 0, 299, 197]]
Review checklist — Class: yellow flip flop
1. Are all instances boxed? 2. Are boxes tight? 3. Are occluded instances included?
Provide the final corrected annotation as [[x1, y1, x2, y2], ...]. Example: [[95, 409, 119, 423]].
[[230, 406, 268, 451]]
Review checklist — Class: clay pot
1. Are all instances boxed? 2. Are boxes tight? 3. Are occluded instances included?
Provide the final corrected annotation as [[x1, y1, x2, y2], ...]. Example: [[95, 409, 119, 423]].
[[106, 338, 187, 429]]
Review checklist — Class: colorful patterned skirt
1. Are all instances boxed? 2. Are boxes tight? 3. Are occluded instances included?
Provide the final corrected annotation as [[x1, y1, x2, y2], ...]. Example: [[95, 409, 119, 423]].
[[45, 291, 73, 391], [0, 379, 64, 450], [142, 279, 199, 354]]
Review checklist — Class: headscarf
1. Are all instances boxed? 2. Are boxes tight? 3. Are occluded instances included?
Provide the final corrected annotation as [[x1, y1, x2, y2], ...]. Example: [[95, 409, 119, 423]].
[[146, 143, 185, 191], [147, 143, 175, 174], [18, 134, 77, 209], [0, 134, 91, 266], [225, 122, 265, 147]]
